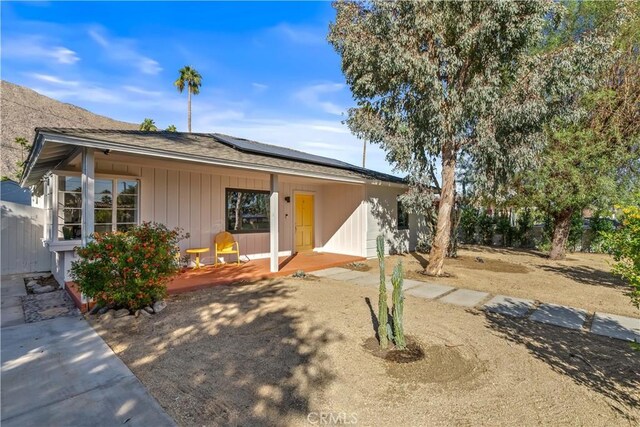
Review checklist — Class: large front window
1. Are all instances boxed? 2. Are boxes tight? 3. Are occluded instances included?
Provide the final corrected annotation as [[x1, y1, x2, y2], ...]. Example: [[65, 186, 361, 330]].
[[225, 188, 270, 233], [58, 176, 139, 240]]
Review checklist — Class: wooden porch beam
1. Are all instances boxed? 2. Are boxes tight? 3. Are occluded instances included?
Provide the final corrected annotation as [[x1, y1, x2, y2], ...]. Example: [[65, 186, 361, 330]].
[[270, 174, 279, 272], [81, 147, 95, 246]]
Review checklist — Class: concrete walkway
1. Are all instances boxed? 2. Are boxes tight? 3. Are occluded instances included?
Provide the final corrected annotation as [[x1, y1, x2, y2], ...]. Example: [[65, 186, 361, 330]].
[[1, 275, 27, 327], [313, 267, 640, 343], [1, 315, 175, 426]]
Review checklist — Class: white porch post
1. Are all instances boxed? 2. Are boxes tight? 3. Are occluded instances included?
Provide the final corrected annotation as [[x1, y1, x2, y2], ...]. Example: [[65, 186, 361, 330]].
[[81, 147, 95, 246], [270, 174, 279, 272]]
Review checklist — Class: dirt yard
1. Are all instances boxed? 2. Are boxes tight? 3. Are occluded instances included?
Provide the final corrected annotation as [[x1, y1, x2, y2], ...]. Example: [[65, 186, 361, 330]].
[[92, 274, 640, 426], [352, 246, 637, 318]]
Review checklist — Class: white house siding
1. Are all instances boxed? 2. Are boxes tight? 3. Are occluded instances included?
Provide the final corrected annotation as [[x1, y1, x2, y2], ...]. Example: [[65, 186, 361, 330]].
[[320, 183, 367, 257], [93, 155, 369, 263], [365, 184, 428, 258]]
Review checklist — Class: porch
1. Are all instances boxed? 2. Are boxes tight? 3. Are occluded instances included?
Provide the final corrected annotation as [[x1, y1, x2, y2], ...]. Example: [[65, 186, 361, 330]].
[[168, 251, 364, 294]]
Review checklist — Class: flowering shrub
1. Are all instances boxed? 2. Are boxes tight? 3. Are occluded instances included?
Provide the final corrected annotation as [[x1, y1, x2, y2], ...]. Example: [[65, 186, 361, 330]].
[[603, 204, 640, 310], [71, 222, 189, 310]]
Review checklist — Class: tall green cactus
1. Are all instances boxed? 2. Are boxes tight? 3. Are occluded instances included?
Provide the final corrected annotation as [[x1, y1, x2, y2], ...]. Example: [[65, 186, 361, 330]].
[[391, 260, 406, 350], [376, 235, 388, 348]]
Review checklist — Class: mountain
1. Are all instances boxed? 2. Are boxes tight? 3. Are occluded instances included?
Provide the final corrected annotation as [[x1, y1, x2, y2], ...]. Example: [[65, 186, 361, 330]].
[[1, 80, 138, 180]]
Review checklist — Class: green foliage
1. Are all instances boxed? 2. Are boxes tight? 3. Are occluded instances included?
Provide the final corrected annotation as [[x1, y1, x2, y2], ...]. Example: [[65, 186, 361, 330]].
[[495, 214, 515, 247], [14, 136, 31, 181], [376, 235, 388, 348], [568, 211, 584, 251], [514, 209, 535, 247], [70, 222, 188, 310], [391, 260, 406, 350], [139, 118, 158, 131], [477, 212, 495, 246], [459, 207, 479, 244], [174, 66, 202, 95], [603, 202, 640, 310], [586, 211, 615, 252], [165, 124, 177, 132]]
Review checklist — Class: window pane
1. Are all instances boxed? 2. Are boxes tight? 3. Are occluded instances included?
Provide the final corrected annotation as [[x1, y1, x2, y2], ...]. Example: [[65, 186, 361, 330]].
[[58, 176, 81, 192], [117, 209, 138, 223], [59, 225, 81, 240], [94, 224, 113, 234], [116, 223, 135, 232], [63, 193, 82, 208], [117, 194, 137, 208], [226, 189, 270, 233], [95, 180, 113, 208], [117, 180, 138, 195], [61, 208, 82, 224], [95, 209, 113, 224]]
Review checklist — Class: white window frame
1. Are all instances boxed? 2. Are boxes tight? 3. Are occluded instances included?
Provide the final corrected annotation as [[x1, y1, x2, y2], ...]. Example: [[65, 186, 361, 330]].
[[52, 172, 141, 243]]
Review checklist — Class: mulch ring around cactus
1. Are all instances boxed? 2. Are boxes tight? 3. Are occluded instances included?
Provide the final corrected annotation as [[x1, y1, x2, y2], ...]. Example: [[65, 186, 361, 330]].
[[363, 335, 425, 363]]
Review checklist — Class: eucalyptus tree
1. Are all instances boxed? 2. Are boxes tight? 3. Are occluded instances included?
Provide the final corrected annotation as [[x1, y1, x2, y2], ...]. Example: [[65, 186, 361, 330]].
[[513, 1, 639, 260], [329, 0, 553, 275], [174, 66, 202, 133]]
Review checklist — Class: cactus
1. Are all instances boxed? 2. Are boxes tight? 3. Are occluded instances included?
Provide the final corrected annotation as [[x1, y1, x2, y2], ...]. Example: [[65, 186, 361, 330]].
[[391, 260, 406, 349], [376, 235, 388, 348]]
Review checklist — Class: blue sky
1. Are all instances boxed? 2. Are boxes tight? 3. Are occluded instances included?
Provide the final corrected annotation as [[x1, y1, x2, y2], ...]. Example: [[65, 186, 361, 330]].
[[1, 1, 397, 175]]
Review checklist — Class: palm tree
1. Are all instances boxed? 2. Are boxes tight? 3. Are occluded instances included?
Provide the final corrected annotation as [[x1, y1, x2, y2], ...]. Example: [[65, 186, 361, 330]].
[[174, 66, 202, 132], [166, 124, 177, 132], [139, 118, 157, 131]]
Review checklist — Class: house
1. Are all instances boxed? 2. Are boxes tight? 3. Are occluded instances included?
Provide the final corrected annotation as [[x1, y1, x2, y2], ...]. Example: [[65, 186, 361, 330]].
[[20, 128, 428, 286]]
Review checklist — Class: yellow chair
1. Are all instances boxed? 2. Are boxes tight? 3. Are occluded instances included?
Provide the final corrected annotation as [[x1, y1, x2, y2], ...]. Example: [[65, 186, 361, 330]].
[[214, 232, 240, 267]]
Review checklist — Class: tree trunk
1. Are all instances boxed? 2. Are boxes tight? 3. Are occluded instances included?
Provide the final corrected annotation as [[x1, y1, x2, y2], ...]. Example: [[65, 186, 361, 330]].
[[549, 208, 573, 260], [426, 141, 456, 276], [187, 87, 192, 133], [362, 140, 367, 168]]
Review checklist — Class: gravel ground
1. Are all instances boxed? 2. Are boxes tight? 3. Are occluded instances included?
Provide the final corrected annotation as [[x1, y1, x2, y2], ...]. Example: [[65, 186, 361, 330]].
[[92, 274, 640, 426], [356, 247, 638, 318]]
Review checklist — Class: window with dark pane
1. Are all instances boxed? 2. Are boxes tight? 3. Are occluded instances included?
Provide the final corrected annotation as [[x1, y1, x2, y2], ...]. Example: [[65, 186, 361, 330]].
[[58, 176, 82, 240], [397, 199, 409, 230], [225, 188, 270, 233]]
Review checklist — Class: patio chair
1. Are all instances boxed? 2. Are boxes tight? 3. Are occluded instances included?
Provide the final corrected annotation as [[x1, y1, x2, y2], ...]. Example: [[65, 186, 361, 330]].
[[214, 231, 241, 267]]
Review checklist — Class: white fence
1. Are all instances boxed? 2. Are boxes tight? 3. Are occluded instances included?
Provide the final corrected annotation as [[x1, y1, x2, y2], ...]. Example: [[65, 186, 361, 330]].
[[1, 201, 49, 275]]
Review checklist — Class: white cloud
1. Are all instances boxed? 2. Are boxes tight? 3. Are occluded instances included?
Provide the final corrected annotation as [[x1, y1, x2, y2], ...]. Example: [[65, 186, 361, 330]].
[[3, 36, 79, 64], [251, 82, 268, 92], [293, 83, 346, 115], [123, 85, 162, 97], [271, 23, 325, 45], [88, 27, 162, 75], [29, 73, 80, 87]]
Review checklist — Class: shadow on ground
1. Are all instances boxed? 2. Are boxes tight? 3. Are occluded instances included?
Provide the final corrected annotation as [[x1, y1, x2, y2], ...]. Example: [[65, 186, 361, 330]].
[[484, 312, 640, 420], [94, 280, 341, 426], [536, 264, 626, 289]]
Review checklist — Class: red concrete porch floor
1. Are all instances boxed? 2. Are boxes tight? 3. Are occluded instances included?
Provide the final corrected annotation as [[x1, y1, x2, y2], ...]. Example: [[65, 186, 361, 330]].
[[66, 252, 364, 311], [168, 252, 364, 294]]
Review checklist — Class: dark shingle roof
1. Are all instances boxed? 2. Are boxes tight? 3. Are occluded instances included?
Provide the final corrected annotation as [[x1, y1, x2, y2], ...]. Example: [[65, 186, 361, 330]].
[[23, 128, 406, 186]]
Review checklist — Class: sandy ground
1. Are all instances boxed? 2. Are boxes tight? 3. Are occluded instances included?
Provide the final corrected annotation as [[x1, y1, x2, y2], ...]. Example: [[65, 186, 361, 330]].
[[351, 247, 637, 318], [92, 275, 640, 426]]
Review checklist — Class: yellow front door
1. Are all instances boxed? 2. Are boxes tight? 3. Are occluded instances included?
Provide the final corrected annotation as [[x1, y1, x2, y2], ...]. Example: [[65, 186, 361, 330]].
[[295, 194, 314, 252]]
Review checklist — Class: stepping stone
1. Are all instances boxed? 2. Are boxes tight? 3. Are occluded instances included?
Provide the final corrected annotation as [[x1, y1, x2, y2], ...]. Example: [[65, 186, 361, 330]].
[[529, 303, 588, 330], [311, 267, 349, 278], [406, 283, 454, 299], [346, 274, 381, 287], [484, 295, 535, 318], [439, 289, 489, 308], [326, 270, 371, 282], [590, 312, 640, 343], [403, 279, 431, 290]]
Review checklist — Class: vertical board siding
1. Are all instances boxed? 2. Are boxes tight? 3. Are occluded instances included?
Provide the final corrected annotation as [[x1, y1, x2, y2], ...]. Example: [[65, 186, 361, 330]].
[[1, 202, 49, 274], [96, 159, 370, 260]]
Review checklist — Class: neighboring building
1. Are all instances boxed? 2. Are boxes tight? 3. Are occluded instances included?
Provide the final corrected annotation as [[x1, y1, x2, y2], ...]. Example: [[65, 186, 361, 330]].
[[1, 180, 32, 205], [21, 128, 428, 286]]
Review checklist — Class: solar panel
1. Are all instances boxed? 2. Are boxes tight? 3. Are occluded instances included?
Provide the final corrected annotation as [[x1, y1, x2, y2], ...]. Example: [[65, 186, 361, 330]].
[[212, 133, 359, 171]]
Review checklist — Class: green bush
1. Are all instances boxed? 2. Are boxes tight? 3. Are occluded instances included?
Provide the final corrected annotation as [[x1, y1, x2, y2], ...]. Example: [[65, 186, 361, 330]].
[[495, 213, 515, 246], [459, 207, 479, 244], [567, 211, 584, 251], [514, 209, 534, 247], [71, 222, 189, 311], [586, 212, 615, 252], [477, 212, 495, 245], [603, 204, 640, 310]]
